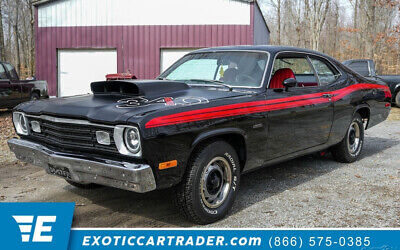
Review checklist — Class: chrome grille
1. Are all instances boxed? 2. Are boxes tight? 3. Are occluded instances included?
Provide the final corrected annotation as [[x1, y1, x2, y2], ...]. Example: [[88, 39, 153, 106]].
[[27, 116, 118, 155]]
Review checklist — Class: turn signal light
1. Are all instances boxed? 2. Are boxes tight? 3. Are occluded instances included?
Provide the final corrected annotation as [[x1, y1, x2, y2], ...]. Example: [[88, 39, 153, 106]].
[[96, 131, 111, 145], [31, 121, 41, 133], [159, 160, 177, 170]]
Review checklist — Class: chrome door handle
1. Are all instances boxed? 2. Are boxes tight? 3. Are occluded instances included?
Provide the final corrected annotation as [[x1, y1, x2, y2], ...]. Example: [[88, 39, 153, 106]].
[[323, 94, 333, 98]]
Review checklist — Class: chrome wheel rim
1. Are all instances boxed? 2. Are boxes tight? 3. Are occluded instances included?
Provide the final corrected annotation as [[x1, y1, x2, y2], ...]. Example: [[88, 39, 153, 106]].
[[200, 157, 232, 209], [347, 121, 361, 156]]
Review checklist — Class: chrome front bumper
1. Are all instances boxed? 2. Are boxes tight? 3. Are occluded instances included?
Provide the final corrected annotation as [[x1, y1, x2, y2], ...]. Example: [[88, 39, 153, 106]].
[[8, 138, 156, 193]]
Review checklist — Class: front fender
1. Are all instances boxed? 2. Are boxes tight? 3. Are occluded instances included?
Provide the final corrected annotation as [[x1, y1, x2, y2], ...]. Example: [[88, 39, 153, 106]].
[[190, 127, 248, 172], [191, 127, 247, 149], [141, 127, 248, 190]]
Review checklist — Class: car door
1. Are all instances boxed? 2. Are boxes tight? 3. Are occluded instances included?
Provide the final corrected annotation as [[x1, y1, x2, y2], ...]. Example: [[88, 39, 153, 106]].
[[3, 63, 23, 105], [265, 53, 336, 160], [0, 64, 13, 108]]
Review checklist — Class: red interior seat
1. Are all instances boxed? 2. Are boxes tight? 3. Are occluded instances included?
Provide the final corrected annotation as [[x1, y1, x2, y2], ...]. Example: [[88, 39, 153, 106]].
[[269, 68, 296, 89], [298, 82, 318, 87]]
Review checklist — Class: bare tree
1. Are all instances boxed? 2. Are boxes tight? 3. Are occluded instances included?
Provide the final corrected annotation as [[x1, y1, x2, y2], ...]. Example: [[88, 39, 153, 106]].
[[363, 0, 376, 58], [270, 0, 282, 44], [260, 0, 400, 74], [353, 0, 358, 30], [27, 0, 35, 75], [0, 0, 35, 76], [304, 0, 331, 50], [0, 0, 5, 61], [13, 0, 21, 74]]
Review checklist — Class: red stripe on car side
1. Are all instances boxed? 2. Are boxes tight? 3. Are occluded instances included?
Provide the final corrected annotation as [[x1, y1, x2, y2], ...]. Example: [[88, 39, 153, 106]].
[[166, 92, 328, 120], [148, 98, 329, 128], [145, 84, 390, 128], [146, 93, 329, 127]]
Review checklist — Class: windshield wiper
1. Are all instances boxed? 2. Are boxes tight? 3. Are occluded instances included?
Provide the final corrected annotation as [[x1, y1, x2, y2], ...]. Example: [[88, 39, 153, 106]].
[[188, 79, 233, 91]]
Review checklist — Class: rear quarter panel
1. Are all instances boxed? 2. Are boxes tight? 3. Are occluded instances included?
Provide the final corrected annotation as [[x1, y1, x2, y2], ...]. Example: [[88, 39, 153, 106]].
[[329, 73, 391, 145]]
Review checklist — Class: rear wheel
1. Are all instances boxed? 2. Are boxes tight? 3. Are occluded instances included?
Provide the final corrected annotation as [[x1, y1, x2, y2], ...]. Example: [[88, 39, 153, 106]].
[[395, 91, 400, 108], [331, 113, 364, 163], [175, 141, 240, 224], [66, 180, 101, 189]]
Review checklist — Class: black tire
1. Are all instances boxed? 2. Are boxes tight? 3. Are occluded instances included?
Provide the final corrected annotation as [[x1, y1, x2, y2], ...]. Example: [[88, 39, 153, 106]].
[[66, 180, 101, 189], [175, 141, 240, 224], [331, 113, 364, 163], [30, 92, 40, 101], [395, 91, 400, 108]]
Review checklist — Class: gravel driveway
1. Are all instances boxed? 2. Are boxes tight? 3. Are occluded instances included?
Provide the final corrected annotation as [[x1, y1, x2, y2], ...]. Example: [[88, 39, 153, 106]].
[[0, 108, 399, 228]]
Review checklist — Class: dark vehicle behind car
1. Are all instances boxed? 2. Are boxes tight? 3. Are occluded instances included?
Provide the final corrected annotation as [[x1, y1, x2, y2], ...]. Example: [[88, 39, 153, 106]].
[[0, 62, 48, 109], [343, 59, 400, 107]]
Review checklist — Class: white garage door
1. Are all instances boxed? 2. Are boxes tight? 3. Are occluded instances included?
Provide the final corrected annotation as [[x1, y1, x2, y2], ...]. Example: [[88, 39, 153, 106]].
[[58, 49, 117, 97], [160, 48, 198, 73]]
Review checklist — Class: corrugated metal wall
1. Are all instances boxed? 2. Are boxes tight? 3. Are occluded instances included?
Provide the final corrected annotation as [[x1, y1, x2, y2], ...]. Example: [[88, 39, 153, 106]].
[[38, 0, 251, 27], [35, 0, 259, 96]]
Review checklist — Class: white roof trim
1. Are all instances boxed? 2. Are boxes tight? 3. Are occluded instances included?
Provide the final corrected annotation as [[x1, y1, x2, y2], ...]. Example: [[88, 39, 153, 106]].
[[34, 0, 255, 6]]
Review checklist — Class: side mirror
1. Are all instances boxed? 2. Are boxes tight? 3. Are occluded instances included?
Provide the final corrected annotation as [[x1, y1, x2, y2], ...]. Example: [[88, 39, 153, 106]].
[[283, 78, 297, 91]]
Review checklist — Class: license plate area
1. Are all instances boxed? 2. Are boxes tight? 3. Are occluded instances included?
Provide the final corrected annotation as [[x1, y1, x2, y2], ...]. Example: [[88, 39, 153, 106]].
[[48, 165, 72, 179]]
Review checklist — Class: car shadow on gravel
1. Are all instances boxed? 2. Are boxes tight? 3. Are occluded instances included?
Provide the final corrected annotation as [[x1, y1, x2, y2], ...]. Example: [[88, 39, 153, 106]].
[[233, 136, 399, 214], [63, 136, 399, 227]]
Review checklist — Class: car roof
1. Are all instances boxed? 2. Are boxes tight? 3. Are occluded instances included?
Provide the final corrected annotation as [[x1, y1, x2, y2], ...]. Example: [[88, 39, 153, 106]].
[[342, 59, 372, 64], [190, 45, 333, 59]]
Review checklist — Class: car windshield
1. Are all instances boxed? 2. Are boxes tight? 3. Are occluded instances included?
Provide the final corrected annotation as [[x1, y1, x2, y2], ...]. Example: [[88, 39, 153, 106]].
[[159, 51, 269, 88]]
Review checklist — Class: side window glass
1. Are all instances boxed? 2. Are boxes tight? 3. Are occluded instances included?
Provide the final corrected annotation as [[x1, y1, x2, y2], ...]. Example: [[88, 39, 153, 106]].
[[271, 57, 318, 88], [347, 61, 370, 76], [0, 65, 8, 79], [310, 58, 339, 86], [4, 63, 19, 81]]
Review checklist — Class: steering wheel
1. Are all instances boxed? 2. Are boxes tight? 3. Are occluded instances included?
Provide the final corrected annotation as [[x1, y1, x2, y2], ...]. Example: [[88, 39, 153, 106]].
[[237, 74, 256, 83]]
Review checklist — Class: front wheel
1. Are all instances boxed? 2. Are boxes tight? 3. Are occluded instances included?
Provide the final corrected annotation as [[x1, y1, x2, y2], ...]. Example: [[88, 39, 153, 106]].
[[331, 113, 364, 163], [175, 141, 240, 224]]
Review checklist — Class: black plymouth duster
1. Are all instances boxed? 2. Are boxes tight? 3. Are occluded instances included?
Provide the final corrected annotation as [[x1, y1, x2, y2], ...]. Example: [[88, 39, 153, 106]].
[[8, 46, 391, 224]]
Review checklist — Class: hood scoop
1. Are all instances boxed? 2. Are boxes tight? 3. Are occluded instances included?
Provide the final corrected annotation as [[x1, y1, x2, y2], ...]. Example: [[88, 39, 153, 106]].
[[91, 80, 189, 97]]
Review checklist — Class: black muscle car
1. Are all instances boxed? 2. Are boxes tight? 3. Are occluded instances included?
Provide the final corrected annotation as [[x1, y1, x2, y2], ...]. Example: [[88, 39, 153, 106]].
[[0, 62, 48, 109], [343, 59, 400, 107], [8, 46, 391, 224]]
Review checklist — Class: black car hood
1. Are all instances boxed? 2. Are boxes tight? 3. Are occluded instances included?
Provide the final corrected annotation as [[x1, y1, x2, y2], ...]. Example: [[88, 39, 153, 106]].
[[17, 80, 254, 124]]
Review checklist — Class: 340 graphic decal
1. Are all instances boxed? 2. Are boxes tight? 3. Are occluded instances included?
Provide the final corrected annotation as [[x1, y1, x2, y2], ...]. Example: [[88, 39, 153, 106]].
[[117, 96, 209, 108]]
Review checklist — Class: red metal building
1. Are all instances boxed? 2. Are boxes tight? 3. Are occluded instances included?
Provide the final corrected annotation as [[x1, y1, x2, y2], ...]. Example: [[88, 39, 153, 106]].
[[33, 0, 269, 97]]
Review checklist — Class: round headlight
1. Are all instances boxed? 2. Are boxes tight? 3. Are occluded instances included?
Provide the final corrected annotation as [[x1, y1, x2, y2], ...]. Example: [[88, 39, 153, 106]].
[[19, 114, 27, 132], [124, 128, 140, 153], [13, 112, 29, 135]]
